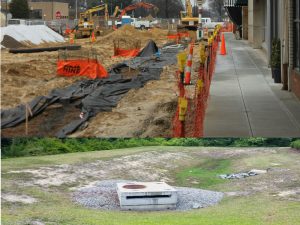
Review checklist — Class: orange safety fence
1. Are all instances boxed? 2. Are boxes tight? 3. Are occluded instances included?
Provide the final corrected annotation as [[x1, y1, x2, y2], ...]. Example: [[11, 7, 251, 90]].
[[172, 73, 186, 137], [167, 32, 190, 40], [114, 48, 140, 57], [57, 59, 108, 79], [221, 22, 234, 33], [172, 28, 221, 137]]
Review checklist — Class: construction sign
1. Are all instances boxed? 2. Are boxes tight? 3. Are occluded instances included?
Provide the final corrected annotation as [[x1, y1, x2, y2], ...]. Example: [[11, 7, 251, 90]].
[[57, 59, 108, 79]]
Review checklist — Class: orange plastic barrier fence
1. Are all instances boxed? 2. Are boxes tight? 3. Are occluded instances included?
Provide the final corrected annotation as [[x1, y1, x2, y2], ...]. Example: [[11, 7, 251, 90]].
[[173, 29, 220, 137], [167, 32, 190, 40], [221, 22, 234, 33], [114, 48, 140, 57], [57, 59, 108, 79]]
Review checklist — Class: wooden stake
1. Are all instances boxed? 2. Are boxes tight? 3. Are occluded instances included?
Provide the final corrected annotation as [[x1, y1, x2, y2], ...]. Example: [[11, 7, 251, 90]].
[[25, 104, 33, 136]]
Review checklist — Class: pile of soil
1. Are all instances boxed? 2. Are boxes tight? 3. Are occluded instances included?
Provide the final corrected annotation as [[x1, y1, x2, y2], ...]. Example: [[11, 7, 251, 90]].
[[1, 35, 26, 49], [99, 25, 168, 47]]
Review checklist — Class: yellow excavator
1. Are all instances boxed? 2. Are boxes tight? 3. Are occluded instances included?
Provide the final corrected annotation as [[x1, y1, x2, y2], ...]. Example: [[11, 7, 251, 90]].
[[178, 0, 199, 31], [75, 4, 109, 38]]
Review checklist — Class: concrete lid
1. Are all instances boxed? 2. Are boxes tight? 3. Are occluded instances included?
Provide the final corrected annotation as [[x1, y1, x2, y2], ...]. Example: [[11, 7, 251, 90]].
[[117, 182, 177, 193]]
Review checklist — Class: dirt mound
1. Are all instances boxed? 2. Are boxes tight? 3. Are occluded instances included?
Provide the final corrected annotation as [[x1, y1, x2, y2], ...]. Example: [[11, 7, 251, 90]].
[[98, 25, 168, 47], [1, 35, 26, 49]]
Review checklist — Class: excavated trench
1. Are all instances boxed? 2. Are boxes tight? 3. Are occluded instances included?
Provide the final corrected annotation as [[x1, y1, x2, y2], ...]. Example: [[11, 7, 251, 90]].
[[1, 44, 182, 137]]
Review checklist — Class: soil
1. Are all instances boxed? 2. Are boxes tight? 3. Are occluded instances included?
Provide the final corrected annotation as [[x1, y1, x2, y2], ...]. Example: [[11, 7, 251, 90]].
[[1, 26, 169, 110], [1, 27, 176, 137], [1, 101, 82, 137], [71, 65, 179, 138], [1, 194, 37, 204]]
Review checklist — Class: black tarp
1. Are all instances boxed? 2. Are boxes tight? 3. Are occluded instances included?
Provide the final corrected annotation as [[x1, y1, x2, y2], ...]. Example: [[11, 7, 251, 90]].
[[137, 40, 158, 57], [1, 43, 183, 138]]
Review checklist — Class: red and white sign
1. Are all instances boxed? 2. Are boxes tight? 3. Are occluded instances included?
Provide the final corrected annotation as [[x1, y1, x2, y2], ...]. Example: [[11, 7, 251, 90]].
[[55, 11, 61, 19]]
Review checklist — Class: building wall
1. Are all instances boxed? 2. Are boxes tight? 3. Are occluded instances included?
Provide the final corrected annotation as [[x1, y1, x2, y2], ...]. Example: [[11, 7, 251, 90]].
[[291, 70, 300, 99], [29, 2, 69, 21], [248, 0, 265, 49], [242, 6, 248, 39]]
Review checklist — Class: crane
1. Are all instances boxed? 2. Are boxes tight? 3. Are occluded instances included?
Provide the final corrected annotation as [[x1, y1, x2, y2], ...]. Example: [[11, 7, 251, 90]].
[[76, 4, 108, 38], [118, 2, 159, 19], [178, 0, 199, 31]]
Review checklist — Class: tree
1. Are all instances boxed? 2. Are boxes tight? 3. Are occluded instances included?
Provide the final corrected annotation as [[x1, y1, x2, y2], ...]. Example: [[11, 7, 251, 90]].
[[147, 0, 183, 18], [9, 0, 30, 19]]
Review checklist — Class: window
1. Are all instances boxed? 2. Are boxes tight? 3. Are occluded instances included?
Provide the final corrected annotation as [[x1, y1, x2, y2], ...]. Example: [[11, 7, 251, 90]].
[[294, 0, 300, 70]]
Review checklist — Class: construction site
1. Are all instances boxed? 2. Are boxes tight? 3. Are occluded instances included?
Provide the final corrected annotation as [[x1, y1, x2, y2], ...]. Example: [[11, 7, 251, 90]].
[[1, 0, 300, 138]]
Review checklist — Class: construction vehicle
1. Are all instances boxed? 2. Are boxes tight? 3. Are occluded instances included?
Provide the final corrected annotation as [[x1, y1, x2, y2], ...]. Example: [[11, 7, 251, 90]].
[[178, 0, 199, 31], [74, 4, 108, 38], [118, 2, 159, 20], [112, 6, 121, 18]]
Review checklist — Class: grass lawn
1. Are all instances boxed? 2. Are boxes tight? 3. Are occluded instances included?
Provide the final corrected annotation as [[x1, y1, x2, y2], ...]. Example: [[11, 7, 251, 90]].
[[2, 146, 300, 225]]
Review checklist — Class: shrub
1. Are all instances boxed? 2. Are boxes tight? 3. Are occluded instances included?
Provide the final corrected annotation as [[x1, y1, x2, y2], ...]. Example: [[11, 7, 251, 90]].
[[1, 138, 295, 158], [270, 39, 281, 68], [291, 139, 300, 150]]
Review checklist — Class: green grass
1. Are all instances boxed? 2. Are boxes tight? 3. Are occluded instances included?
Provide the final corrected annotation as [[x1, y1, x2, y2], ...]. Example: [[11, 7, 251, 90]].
[[2, 193, 300, 225], [176, 158, 232, 189], [2, 146, 300, 225]]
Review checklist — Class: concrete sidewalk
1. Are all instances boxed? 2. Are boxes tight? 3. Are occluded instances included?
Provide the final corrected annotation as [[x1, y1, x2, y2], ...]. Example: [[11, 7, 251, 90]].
[[204, 33, 300, 137]]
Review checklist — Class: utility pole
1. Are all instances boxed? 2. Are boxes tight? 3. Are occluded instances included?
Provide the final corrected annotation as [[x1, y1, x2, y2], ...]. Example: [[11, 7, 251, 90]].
[[197, 0, 203, 39], [165, 0, 169, 18], [75, 0, 78, 20], [6, 0, 8, 26], [52, 0, 54, 20]]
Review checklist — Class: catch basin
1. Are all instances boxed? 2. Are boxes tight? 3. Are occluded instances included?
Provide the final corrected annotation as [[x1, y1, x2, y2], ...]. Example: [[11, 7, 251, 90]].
[[117, 182, 178, 210]]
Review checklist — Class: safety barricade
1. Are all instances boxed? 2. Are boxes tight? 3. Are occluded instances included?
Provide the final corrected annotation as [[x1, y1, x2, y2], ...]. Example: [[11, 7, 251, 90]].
[[172, 25, 221, 137], [57, 49, 108, 79], [113, 48, 140, 57], [113, 38, 141, 57]]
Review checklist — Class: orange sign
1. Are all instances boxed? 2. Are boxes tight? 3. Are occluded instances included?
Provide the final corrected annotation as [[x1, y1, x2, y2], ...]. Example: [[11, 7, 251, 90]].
[[57, 59, 108, 79]]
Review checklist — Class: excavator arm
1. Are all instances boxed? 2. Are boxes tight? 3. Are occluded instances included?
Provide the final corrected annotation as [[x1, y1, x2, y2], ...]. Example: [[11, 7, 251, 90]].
[[185, 0, 193, 17], [112, 6, 121, 18], [118, 2, 158, 19]]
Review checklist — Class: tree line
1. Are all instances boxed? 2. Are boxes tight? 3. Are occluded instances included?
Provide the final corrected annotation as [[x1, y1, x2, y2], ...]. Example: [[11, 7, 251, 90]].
[[1, 138, 299, 158]]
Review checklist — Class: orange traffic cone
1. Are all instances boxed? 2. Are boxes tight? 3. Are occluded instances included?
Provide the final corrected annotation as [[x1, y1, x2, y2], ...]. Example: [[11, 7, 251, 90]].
[[220, 33, 227, 55], [65, 24, 71, 35], [91, 31, 96, 43], [69, 32, 75, 44]]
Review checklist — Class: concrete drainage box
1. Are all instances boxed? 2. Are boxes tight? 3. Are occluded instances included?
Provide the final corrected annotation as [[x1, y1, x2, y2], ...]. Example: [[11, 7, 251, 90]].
[[117, 182, 178, 210]]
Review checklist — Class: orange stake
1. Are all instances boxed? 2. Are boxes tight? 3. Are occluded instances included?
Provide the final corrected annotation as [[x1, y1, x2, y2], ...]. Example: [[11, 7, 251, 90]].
[[91, 31, 96, 43], [220, 33, 227, 55], [69, 32, 75, 44]]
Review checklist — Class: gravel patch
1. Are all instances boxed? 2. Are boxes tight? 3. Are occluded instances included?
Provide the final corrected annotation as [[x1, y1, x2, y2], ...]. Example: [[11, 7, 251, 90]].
[[72, 180, 224, 211]]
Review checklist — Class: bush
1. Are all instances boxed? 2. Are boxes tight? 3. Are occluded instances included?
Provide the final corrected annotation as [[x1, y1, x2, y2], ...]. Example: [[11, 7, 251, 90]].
[[1, 138, 295, 158], [270, 39, 281, 68], [291, 139, 300, 150]]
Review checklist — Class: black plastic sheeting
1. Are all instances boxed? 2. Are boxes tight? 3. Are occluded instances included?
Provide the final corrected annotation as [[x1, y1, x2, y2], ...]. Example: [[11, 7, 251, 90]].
[[137, 40, 158, 57], [9, 45, 81, 54], [1, 41, 182, 138]]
